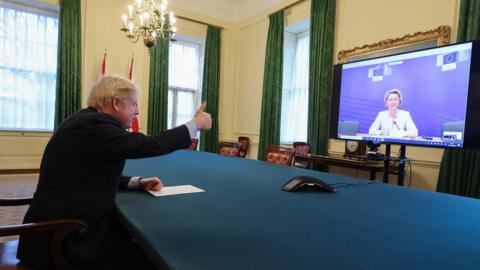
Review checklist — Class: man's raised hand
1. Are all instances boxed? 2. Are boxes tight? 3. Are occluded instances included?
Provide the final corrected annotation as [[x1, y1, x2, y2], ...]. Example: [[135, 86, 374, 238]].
[[194, 101, 212, 131]]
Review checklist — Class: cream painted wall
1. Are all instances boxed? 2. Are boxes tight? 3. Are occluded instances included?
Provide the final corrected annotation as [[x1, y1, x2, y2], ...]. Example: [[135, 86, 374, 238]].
[[0, 131, 50, 169], [233, 0, 460, 192], [82, 0, 152, 131]]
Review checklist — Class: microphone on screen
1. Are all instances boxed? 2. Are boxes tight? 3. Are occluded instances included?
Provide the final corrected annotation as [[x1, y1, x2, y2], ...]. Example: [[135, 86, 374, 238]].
[[393, 120, 401, 130]]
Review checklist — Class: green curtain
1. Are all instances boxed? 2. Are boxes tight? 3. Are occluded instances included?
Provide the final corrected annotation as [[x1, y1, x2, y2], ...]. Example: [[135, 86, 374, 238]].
[[257, 10, 284, 161], [200, 26, 221, 153], [147, 38, 169, 134], [456, 0, 480, 42], [307, 0, 336, 157], [54, 0, 82, 128], [436, 0, 480, 198]]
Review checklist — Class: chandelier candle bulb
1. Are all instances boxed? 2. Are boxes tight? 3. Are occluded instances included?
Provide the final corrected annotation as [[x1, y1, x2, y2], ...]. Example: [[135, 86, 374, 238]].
[[128, 5, 133, 18], [128, 22, 133, 35], [122, 15, 127, 29], [120, 0, 176, 49]]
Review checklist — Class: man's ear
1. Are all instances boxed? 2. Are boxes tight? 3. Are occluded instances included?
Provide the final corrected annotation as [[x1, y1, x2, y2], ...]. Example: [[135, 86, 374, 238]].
[[111, 97, 121, 111]]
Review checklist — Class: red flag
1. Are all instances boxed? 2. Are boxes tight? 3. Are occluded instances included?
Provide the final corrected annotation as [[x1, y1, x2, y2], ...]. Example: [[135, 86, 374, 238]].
[[129, 54, 139, 133], [129, 57, 134, 81], [131, 116, 139, 132], [101, 51, 107, 76]]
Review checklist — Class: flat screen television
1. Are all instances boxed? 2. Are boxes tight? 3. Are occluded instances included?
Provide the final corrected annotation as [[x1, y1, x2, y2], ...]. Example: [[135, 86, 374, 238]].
[[330, 40, 480, 149]]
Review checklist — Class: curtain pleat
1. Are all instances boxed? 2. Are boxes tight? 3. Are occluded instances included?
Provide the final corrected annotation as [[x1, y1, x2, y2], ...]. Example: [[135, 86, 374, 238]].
[[200, 26, 221, 153], [257, 10, 284, 161], [54, 0, 81, 128], [147, 38, 169, 134], [456, 0, 480, 42], [307, 0, 336, 157]]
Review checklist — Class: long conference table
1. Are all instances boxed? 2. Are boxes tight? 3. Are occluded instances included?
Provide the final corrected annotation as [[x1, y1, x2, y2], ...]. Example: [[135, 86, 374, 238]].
[[116, 150, 480, 270]]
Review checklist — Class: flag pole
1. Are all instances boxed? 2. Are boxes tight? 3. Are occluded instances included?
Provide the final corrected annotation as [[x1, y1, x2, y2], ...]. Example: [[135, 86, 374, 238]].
[[130, 52, 139, 133]]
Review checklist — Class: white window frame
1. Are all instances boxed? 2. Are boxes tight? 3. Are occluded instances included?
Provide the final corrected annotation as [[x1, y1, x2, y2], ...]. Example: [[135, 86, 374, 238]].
[[168, 37, 204, 128], [280, 20, 310, 145], [169, 86, 198, 128], [0, 0, 59, 132]]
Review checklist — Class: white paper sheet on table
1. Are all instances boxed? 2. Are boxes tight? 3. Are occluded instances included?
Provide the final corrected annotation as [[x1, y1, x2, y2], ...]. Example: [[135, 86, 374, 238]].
[[148, 185, 205, 197]]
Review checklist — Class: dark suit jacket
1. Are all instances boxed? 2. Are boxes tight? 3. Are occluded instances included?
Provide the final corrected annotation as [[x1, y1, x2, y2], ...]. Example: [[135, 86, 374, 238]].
[[17, 107, 191, 268]]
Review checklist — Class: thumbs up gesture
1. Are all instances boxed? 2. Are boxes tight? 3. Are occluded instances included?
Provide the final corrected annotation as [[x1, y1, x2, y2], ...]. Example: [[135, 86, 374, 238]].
[[193, 101, 212, 131]]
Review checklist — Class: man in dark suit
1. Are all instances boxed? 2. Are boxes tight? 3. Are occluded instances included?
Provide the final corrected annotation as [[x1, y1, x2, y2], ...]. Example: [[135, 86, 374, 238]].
[[17, 75, 212, 269]]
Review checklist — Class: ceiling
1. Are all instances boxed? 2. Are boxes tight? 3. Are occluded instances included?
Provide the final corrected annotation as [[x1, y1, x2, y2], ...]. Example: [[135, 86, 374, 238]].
[[171, 0, 282, 23]]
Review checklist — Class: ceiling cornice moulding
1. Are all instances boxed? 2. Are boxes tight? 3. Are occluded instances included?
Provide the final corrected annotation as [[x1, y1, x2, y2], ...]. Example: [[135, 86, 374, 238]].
[[170, 0, 284, 23]]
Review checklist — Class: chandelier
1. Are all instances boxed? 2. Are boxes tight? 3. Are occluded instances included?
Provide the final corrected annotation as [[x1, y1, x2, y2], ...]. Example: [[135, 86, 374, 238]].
[[120, 0, 177, 48]]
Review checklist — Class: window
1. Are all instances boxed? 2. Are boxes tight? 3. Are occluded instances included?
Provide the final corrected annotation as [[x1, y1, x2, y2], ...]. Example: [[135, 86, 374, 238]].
[[281, 26, 310, 144], [0, 1, 59, 131], [167, 39, 203, 129]]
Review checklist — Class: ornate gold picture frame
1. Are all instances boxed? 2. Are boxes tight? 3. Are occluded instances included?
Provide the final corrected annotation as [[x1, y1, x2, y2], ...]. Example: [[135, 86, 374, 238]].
[[337, 25, 451, 64]]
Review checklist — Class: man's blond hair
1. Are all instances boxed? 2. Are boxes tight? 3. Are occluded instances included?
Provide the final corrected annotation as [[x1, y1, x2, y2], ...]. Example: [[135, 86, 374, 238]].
[[87, 75, 138, 110]]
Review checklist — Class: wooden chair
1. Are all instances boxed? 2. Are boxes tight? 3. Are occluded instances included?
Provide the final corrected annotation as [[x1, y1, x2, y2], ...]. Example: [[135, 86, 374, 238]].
[[187, 138, 199, 151], [264, 145, 295, 166], [292, 142, 312, 168], [0, 198, 88, 270], [219, 142, 241, 157], [237, 136, 250, 158]]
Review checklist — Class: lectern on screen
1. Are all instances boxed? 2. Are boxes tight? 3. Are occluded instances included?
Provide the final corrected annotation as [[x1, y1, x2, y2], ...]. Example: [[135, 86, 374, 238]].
[[330, 40, 480, 150]]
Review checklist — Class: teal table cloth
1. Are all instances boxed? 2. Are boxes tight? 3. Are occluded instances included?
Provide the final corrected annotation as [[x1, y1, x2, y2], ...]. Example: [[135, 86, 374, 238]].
[[116, 150, 480, 270]]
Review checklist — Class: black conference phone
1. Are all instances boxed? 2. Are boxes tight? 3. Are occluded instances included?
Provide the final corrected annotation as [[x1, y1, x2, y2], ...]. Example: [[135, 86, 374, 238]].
[[282, 176, 336, 193]]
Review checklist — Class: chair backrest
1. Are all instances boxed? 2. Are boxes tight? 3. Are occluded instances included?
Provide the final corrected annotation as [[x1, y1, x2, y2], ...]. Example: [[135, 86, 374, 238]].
[[264, 145, 295, 166], [188, 138, 199, 151], [441, 121, 465, 134], [338, 121, 359, 135], [292, 142, 311, 168], [219, 142, 241, 157], [238, 136, 250, 158], [0, 198, 87, 270]]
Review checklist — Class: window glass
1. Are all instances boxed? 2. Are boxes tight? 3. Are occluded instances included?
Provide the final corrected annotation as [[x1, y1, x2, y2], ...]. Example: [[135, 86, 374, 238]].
[[281, 31, 309, 143], [176, 91, 195, 126], [169, 41, 200, 89], [0, 3, 58, 131], [167, 39, 203, 129]]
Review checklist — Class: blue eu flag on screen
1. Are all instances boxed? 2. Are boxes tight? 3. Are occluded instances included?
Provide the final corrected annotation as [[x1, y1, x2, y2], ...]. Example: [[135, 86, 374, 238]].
[[443, 52, 457, 64], [373, 68, 383, 77]]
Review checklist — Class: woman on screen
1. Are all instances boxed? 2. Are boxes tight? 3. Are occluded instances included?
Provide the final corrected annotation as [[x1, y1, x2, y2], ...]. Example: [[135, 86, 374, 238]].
[[368, 89, 418, 137]]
